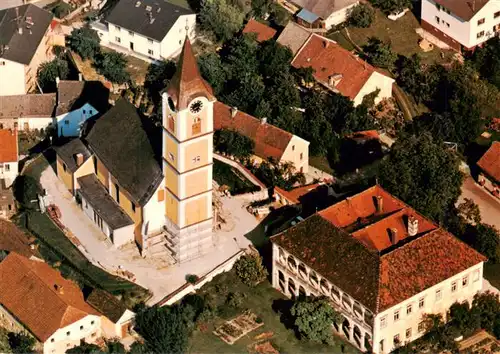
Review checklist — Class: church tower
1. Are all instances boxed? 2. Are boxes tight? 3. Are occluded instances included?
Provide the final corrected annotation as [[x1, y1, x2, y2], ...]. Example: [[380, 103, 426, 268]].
[[161, 38, 215, 263]]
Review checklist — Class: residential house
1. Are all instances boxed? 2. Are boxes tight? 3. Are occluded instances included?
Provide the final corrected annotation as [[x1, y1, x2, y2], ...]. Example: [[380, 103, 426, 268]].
[[292, 34, 394, 106], [277, 0, 358, 30], [277, 21, 312, 55], [0, 4, 54, 95], [55, 79, 110, 137], [0, 252, 102, 354], [0, 93, 56, 131], [421, 0, 500, 52], [0, 179, 16, 220], [213, 103, 310, 173], [477, 141, 500, 198], [0, 129, 18, 187], [242, 19, 277, 42], [271, 185, 486, 353], [92, 0, 196, 61]]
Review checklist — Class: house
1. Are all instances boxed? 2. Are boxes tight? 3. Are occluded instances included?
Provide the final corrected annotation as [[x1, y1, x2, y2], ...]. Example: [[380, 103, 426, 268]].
[[55, 99, 165, 251], [270, 185, 486, 354], [55, 79, 110, 137], [477, 141, 500, 198], [277, 21, 312, 55], [0, 129, 18, 187], [421, 0, 500, 52], [0, 219, 37, 258], [0, 179, 16, 220], [213, 103, 310, 173], [0, 93, 56, 131], [92, 0, 196, 61], [292, 34, 395, 106], [242, 19, 277, 42], [0, 4, 54, 95], [277, 0, 358, 30], [86, 289, 135, 339], [0, 252, 102, 354]]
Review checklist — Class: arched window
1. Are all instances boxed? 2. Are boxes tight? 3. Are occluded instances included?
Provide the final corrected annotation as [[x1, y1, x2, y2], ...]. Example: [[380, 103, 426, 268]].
[[320, 278, 330, 295], [287, 255, 297, 272], [309, 271, 319, 287], [168, 115, 175, 132], [331, 287, 341, 303], [192, 117, 201, 135], [278, 248, 286, 264], [298, 263, 308, 280]]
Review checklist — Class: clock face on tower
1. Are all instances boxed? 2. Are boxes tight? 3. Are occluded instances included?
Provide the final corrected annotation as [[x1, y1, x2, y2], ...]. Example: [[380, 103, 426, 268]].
[[190, 100, 203, 114]]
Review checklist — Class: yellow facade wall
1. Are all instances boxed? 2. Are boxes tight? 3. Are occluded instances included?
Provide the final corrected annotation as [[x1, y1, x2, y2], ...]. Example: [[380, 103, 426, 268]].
[[165, 134, 178, 169], [73, 158, 94, 188], [56, 156, 73, 193], [109, 175, 142, 224], [164, 165, 179, 196], [183, 139, 209, 170], [165, 193, 179, 225], [95, 157, 110, 190], [184, 195, 209, 227], [184, 169, 209, 198]]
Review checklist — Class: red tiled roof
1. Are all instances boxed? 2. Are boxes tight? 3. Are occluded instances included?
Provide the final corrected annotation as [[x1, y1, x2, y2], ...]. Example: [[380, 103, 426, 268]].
[[0, 129, 18, 163], [348, 130, 380, 141], [0, 252, 100, 341], [271, 185, 486, 313], [0, 220, 36, 258], [292, 34, 375, 99], [477, 142, 500, 183], [242, 19, 277, 42], [214, 102, 293, 160]]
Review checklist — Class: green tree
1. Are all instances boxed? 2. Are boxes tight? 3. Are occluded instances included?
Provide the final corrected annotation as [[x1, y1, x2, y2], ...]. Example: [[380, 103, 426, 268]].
[[251, 0, 272, 18], [7, 332, 36, 354], [252, 158, 306, 190], [378, 133, 463, 222], [395, 54, 440, 104], [199, 0, 245, 42], [51, 1, 71, 18], [471, 292, 500, 336], [469, 224, 500, 263], [95, 52, 130, 84], [471, 36, 500, 90], [290, 297, 342, 345], [348, 3, 374, 28], [13, 175, 42, 211], [363, 37, 397, 69], [301, 91, 335, 156], [37, 58, 69, 92], [214, 129, 255, 158], [234, 253, 268, 286], [66, 343, 105, 354], [457, 198, 482, 225], [144, 60, 176, 98], [67, 27, 101, 60], [269, 3, 290, 27], [370, 0, 412, 14], [105, 339, 126, 353], [198, 53, 227, 95], [258, 40, 293, 78]]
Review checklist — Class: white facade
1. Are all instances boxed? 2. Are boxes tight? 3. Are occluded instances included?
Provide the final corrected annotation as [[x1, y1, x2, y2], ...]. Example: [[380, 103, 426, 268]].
[[280, 135, 310, 174], [353, 71, 395, 107], [56, 103, 99, 137], [0, 59, 26, 96], [271, 243, 485, 353], [43, 315, 101, 354], [18, 117, 54, 132], [0, 161, 18, 187], [323, 2, 359, 29], [142, 180, 166, 236], [421, 0, 500, 49]]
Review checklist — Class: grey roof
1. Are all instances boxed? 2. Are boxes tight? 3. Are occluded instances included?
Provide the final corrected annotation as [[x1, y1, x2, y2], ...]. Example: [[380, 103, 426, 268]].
[[85, 99, 163, 206], [56, 80, 110, 116], [0, 4, 53, 65], [77, 174, 134, 230], [105, 0, 193, 42], [0, 93, 56, 119], [54, 138, 92, 173], [277, 22, 311, 55], [86, 289, 128, 323], [291, 0, 357, 19]]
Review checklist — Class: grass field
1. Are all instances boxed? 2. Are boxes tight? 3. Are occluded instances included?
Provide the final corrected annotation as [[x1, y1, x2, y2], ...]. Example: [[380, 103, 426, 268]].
[[188, 270, 359, 354]]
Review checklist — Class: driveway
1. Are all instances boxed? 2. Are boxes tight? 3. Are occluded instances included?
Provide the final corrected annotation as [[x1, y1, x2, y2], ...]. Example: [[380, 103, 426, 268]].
[[40, 166, 258, 304], [458, 177, 500, 230]]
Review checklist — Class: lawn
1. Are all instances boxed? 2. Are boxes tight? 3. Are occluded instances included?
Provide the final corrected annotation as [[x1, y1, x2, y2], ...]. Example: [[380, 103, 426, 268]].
[[213, 160, 259, 195], [188, 270, 360, 354], [347, 8, 453, 65], [309, 155, 334, 175]]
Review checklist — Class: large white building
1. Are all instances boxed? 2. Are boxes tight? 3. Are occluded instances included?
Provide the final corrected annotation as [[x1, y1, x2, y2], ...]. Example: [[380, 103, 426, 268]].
[[91, 0, 196, 62], [270, 185, 486, 353], [421, 0, 500, 51]]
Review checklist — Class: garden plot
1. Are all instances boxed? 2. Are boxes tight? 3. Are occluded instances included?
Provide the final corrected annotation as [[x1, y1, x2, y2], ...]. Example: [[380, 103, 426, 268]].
[[213, 311, 264, 345]]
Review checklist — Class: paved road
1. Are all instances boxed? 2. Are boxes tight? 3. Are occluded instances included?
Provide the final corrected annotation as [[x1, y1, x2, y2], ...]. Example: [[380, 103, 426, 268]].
[[458, 176, 500, 230]]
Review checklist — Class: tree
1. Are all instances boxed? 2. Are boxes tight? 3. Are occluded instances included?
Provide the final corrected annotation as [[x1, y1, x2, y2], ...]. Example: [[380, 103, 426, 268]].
[[51, 1, 71, 18], [347, 3, 374, 28], [13, 175, 42, 211], [378, 133, 463, 222], [290, 297, 341, 345], [7, 332, 36, 354], [471, 36, 500, 90], [234, 253, 268, 286], [252, 158, 306, 190], [471, 292, 500, 336], [105, 339, 127, 353], [214, 129, 255, 159], [395, 54, 440, 104], [66, 343, 105, 354], [269, 3, 290, 27], [469, 224, 500, 263], [363, 37, 397, 69], [199, 0, 245, 42], [258, 40, 293, 78], [457, 198, 482, 225], [37, 58, 69, 92], [67, 27, 101, 60], [251, 0, 272, 18], [144, 60, 176, 97], [198, 53, 227, 95], [95, 52, 130, 84], [370, 0, 412, 14]]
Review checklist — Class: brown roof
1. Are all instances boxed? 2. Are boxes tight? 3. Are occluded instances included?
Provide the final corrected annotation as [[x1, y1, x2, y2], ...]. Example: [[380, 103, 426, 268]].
[[292, 34, 382, 99], [86, 289, 128, 323], [434, 0, 489, 21], [291, 0, 357, 19], [0, 252, 100, 341], [214, 102, 293, 160], [56, 80, 110, 116], [0, 219, 35, 258], [0, 129, 18, 163], [276, 22, 311, 55], [477, 141, 500, 183], [271, 186, 486, 313], [242, 19, 277, 42], [275, 183, 323, 204], [166, 37, 215, 110], [0, 94, 56, 118]]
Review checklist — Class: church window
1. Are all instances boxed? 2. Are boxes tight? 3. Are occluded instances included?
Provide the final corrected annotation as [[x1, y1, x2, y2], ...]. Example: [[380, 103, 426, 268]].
[[168, 115, 175, 132], [192, 117, 201, 135], [168, 97, 176, 111]]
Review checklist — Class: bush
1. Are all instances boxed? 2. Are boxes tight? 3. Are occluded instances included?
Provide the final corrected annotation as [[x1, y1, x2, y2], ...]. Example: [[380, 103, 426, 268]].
[[226, 292, 246, 308], [348, 3, 374, 28], [186, 274, 199, 284], [13, 175, 42, 210], [37, 58, 69, 92], [234, 253, 268, 286], [95, 51, 130, 84], [67, 27, 101, 60], [51, 1, 71, 19], [214, 129, 255, 159], [363, 37, 397, 69]]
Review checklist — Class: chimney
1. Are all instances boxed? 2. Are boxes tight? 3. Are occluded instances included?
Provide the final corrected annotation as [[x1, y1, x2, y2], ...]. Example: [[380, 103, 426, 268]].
[[408, 216, 419, 237], [56, 77, 60, 88], [323, 40, 329, 48], [375, 195, 383, 214], [328, 76, 334, 87], [54, 284, 64, 295], [78, 73, 83, 81], [75, 153, 84, 167], [261, 117, 267, 125], [389, 228, 398, 245], [230, 106, 238, 118]]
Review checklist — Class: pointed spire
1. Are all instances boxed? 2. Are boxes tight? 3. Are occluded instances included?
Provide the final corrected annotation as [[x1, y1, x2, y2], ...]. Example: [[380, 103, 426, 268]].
[[166, 37, 215, 110]]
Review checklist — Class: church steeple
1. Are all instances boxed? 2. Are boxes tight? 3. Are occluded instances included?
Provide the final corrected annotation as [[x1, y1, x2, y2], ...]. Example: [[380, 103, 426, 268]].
[[166, 37, 215, 111]]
